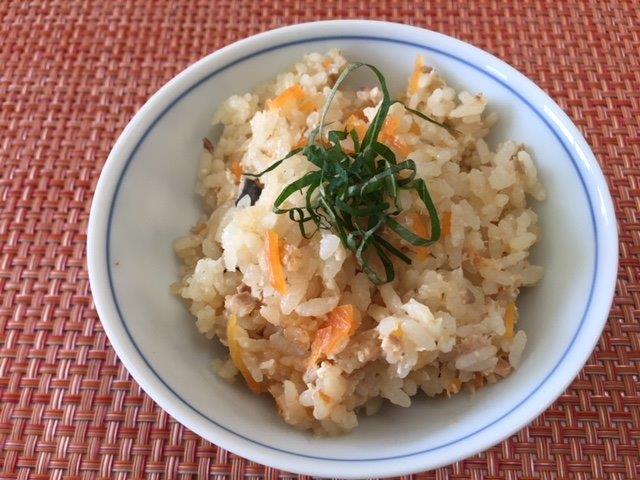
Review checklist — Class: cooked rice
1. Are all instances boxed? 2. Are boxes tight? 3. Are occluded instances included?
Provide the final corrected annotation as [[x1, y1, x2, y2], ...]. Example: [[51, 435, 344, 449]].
[[173, 50, 545, 434]]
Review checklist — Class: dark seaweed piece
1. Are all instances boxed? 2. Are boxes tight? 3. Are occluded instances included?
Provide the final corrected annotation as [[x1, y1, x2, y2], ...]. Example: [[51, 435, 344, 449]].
[[236, 178, 263, 206]]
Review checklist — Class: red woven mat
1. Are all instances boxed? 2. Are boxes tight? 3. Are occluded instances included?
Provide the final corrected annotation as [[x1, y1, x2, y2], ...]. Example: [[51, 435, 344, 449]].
[[1, 1, 638, 478]]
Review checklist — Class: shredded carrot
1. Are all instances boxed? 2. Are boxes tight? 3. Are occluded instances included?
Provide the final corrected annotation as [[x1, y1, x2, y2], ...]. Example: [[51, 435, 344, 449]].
[[407, 211, 429, 261], [269, 84, 305, 109], [293, 137, 308, 149], [265, 230, 287, 294], [345, 113, 357, 126], [408, 55, 425, 95], [230, 159, 243, 183], [351, 108, 368, 121], [382, 116, 400, 136], [325, 304, 357, 354], [343, 113, 367, 153], [307, 305, 357, 368], [355, 124, 368, 142], [227, 315, 264, 394], [269, 84, 315, 114], [384, 135, 412, 157], [504, 302, 518, 339], [345, 113, 367, 141], [380, 115, 412, 157], [307, 325, 331, 370], [441, 211, 452, 238], [299, 98, 316, 114]]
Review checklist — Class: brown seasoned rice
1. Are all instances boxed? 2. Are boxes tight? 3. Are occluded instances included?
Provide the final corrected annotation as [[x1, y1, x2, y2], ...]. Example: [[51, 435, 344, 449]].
[[173, 50, 545, 434]]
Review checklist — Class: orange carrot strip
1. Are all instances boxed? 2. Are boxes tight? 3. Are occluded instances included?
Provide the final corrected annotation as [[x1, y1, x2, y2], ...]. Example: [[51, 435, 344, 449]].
[[345, 113, 367, 141], [300, 100, 316, 114], [408, 212, 429, 260], [227, 315, 264, 394], [293, 137, 308, 149], [381, 116, 412, 157], [441, 211, 452, 238], [382, 116, 400, 136], [230, 159, 243, 182], [383, 135, 412, 157], [408, 55, 425, 95], [307, 305, 357, 368], [504, 302, 518, 339], [269, 84, 306, 110], [307, 325, 331, 370], [265, 230, 287, 294], [325, 304, 357, 355]]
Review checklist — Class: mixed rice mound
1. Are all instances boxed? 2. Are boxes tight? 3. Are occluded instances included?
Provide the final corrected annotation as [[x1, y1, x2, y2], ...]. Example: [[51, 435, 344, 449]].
[[172, 50, 545, 435]]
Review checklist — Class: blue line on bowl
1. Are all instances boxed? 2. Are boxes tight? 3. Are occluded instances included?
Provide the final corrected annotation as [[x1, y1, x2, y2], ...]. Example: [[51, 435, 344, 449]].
[[106, 35, 598, 462]]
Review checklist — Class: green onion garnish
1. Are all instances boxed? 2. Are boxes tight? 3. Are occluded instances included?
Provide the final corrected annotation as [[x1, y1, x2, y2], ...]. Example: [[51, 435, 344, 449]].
[[246, 63, 453, 284]]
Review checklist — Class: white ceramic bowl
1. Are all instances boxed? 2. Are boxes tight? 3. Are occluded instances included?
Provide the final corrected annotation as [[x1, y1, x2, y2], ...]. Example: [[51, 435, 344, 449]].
[[88, 20, 618, 478]]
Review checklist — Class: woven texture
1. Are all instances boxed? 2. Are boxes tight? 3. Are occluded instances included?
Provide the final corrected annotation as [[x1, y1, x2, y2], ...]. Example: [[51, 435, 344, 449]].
[[1, 1, 638, 478]]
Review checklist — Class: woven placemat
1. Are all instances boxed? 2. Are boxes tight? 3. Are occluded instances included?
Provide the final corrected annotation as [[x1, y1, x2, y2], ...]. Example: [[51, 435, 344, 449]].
[[1, 1, 638, 478]]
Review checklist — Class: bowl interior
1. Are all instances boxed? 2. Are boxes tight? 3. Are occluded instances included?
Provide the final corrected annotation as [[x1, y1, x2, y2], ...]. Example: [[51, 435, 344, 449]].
[[107, 38, 595, 460]]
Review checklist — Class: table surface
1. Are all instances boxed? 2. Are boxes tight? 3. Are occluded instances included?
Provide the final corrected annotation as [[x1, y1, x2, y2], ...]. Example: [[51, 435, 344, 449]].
[[1, 1, 638, 479]]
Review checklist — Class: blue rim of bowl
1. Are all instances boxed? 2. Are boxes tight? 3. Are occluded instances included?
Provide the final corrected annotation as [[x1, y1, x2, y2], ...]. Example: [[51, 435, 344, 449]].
[[106, 35, 597, 461]]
